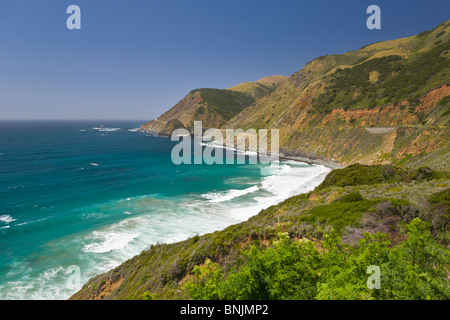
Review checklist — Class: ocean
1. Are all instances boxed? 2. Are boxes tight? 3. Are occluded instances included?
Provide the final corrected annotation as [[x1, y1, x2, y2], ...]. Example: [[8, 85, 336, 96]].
[[0, 120, 330, 299]]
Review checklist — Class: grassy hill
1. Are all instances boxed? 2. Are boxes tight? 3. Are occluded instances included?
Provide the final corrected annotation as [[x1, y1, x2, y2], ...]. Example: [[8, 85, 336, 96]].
[[139, 76, 287, 134], [228, 75, 288, 100]]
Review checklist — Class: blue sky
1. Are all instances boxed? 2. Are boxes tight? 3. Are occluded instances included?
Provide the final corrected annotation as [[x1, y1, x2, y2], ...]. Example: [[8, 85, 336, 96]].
[[0, 0, 448, 120]]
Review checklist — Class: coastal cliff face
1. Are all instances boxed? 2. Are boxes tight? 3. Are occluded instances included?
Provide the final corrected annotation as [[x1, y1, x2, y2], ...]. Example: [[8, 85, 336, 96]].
[[225, 21, 450, 170], [139, 75, 288, 134], [72, 21, 450, 300], [140, 21, 450, 170]]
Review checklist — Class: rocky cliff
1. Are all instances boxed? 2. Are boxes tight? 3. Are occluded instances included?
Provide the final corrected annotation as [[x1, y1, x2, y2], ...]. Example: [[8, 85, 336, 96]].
[[140, 22, 449, 170], [139, 75, 288, 134], [225, 21, 450, 170]]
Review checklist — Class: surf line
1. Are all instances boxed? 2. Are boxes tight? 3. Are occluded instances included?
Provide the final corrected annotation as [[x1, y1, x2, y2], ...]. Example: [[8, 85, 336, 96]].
[[170, 121, 279, 165]]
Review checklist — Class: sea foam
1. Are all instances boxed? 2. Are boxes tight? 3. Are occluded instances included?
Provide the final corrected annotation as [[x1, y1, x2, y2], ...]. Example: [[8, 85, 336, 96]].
[[91, 127, 121, 132], [203, 185, 260, 203], [0, 214, 16, 224], [0, 160, 330, 300], [78, 161, 329, 274], [82, 220, 140, 254]]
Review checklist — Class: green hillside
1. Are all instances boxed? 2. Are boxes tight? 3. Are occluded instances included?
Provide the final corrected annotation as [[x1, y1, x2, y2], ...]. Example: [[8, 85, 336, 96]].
[[190, 88, 255, 122], [313, 40, 449, 113], [228, 75, 288, 100], [139, 76, 287, 133]]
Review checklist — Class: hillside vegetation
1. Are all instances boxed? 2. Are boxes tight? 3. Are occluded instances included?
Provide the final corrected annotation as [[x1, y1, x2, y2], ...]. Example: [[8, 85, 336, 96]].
[[228, 75, 289, 100], [71, 164, 450, 300], [73, 165, 450, 299]]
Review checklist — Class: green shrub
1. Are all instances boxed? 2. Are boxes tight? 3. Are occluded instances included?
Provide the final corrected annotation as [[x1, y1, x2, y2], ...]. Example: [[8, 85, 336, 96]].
[[312, 39, 450, 113], [300, 198, 378, 231], [183, 219, 450, 300], [335, 192, 364, 203], [429, 188, 450, 208], [190, 88, 255, 120], [316, 164, 408, 190]]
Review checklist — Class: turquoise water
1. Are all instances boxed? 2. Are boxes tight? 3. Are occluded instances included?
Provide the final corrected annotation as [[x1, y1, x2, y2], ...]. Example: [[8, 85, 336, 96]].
[[0, 120, 329, 299]]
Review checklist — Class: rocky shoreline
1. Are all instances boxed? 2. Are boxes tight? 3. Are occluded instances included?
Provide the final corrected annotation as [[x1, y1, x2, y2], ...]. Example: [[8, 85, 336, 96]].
[[140, 127, 344, 170], [278, 148, 344, 170]]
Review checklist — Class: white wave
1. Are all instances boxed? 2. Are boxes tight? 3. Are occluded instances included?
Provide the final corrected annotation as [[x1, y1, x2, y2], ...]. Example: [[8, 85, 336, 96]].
[[80, 161, 328, 274], [200, 142, 234, 151], [0, 281, 34, 300], [261, 163, 327, 196], [80, 212, 108, 220], [0, 160, 330, 300], [74, 198, 237, 280], [82, 233, 139, 253], [200, 141, 263, 163], [203, 185, 260, 203], [0, 261, 77, 300], [227, 163, 330, 221], [15, 216, 51, 227], [82, 220, 140, 253], [128, 128, 140, 132], [223, 176, 259, 186], [5, 260, 32, 277], [78, 129, 87, 132], [90, 163, 100, 166], [38, 266, 64, 283], [92, 127, 121, 132], [0, 214, 16, 224], [118, 194, 158, 203]]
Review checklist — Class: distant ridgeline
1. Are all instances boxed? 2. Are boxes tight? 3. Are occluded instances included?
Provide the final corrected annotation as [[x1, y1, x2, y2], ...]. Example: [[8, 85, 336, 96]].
[[141, 20, 450, 171], [71, 21, 450, 300], [139, 75, 288, 133]]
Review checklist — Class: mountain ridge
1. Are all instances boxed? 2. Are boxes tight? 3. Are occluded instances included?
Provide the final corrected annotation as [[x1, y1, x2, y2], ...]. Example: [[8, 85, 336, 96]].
[[224, 20, 450, 170], [141, 20, 450, 170], [139, 75, 288, 133]]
